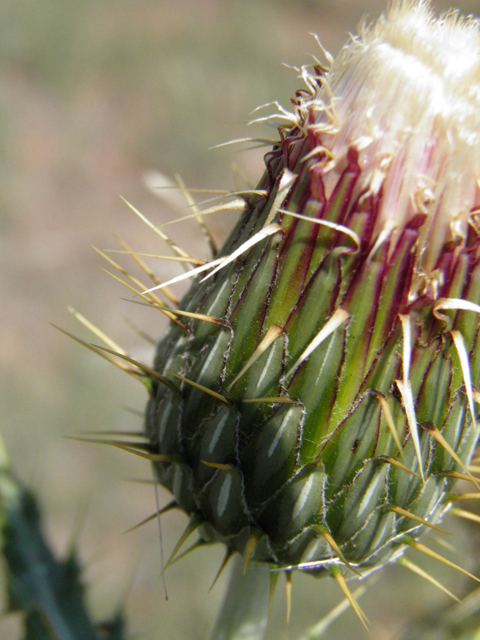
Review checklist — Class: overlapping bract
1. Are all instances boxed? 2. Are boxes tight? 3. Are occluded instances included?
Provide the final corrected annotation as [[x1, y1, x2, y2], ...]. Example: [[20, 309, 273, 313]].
[[146, 1, 480, 581], [146, 138, 480, 577]]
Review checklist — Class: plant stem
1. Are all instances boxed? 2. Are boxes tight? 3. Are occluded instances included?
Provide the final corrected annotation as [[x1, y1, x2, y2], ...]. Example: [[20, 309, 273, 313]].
[[209, 555, 270, 640]]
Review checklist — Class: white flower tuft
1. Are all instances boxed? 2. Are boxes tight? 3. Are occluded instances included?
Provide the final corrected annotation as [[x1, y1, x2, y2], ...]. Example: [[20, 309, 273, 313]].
[[308, 1, 480, 291]]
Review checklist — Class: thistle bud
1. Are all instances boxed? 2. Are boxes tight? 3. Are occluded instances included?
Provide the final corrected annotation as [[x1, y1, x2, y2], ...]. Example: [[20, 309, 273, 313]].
[[144, 0, 480, 617]]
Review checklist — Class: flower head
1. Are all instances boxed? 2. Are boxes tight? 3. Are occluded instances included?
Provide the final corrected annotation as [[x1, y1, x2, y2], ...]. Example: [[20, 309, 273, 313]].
[[307, 0, 480, 293], [143, 3, 480, 595], [77, 1, 480, 630]]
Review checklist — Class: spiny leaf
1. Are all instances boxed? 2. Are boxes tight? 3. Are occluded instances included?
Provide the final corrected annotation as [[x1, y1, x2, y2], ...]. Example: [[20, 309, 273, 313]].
[[0, 443, 126, 639]]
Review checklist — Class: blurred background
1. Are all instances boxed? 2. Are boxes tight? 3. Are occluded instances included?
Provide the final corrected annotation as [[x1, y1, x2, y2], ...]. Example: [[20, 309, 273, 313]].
[[1, 0, 480, 638]]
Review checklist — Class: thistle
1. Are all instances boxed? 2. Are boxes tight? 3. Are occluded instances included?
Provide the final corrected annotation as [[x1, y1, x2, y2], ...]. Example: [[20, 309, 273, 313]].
[[69, 0, 480, 635]]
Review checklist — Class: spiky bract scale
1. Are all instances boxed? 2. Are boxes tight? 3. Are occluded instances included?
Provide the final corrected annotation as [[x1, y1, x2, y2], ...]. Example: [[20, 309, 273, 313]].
[[145, 1, 480, 583]]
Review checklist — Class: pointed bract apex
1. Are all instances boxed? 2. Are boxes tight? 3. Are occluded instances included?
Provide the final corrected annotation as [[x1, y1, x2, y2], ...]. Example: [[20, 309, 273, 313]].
[[330, 566, 369, 631]]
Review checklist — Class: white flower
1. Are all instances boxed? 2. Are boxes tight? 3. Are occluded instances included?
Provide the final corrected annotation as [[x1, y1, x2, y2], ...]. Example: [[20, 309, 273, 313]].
[[307, 0, 480, 298]]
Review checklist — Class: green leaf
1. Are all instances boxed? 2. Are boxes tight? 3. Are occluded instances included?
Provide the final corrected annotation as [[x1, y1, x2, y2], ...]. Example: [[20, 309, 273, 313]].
[[0, 440, 125, 640]]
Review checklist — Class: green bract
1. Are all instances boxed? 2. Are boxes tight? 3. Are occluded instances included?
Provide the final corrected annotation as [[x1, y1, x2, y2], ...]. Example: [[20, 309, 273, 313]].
[[144, 0, 480, 596]]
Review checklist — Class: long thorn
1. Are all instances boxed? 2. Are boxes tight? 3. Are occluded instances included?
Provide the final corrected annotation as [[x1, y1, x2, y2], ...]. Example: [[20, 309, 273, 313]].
[[285, 571, 292, 624], [300, 583, 369, 638], [169, 540, 208, 566], [244, 533, 260, 574], [123, 317, 156, 346], [264, 169, 297, 226], [301, 585, 367, 640], [93, 246, 167, 305], [113, 234, 179, 304], [200, 224, 282, 284], [211, 137, 278, 150], [142, 257, 224, 294], [124, 502, 178, 534], [268, 571, 279, 622], [123, 477, 161, 485], [442, 471, 480, 485], [78, 430, 146, 438], [398, 557, 459, 602], [228, 325, 283, 390], [321, 531, 361, 576], [162, 519, 201, 575], [278, 208, 359, 250], [286, 308, 350, 378], [158, 198, 246, 228], [67, 307, 127, 355], [92, 344, 178, 391], [375, 393, 404, 457], [422, 422, 480, 490], [104, 249, 205, 266], [124, 298, 226, 327], [165, 370, 231, 405], [52, 324, 142, 379], [169, 188, 267, 211], [102, 269, 186, 330], [174, 173, 218, 256], [330, 566, 369, 631], [242, 396, 295, 404], [406, 538, 480, 582], [451, 329, 476, 428], [450, 507, 480, 524], [120, 196, 192, 259], [377, 456, 421, 479], [209, 549, 233, 593], [67, 436, 179, 462], [397, 314, 425, 482], [389, 505, 448, 534], [447, 492, 480, 501], [151, 466, 167, 598], [201, 461, 234, 471], [120, 406, 144, 418]]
